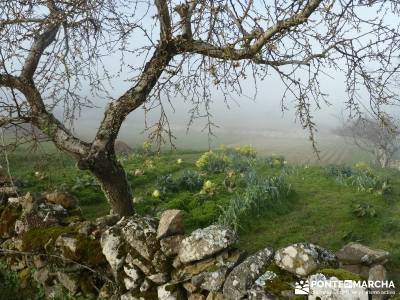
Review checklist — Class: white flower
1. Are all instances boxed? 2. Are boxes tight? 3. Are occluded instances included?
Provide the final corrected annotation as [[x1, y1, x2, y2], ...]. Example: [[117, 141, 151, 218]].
[[177, 158, 183, 164]]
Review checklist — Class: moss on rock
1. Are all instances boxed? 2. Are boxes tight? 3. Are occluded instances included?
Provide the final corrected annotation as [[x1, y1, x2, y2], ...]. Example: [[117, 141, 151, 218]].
[[22, 225, 74, 252], [318, 268, 364, 281]]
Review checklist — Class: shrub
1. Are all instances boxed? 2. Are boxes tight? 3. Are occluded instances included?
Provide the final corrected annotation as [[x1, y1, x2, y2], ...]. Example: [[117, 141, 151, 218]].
[[196, 151, 229, 173], [352, 203, 377, 218], [235, 144, 257, 158], [227, 152, 254, 173], [200, 180, 217, 196], [265, 154, 286, 168], [325, 163, 392, 195], [325, 164, 353, 178], [176, 170, 204, 192], [155, 174, 178, 194], [218, 172, 291, 231]]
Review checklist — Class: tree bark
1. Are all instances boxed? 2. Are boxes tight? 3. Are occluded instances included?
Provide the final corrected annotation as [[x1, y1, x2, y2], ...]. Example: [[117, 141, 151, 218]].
[[79, 154, 134, 216]]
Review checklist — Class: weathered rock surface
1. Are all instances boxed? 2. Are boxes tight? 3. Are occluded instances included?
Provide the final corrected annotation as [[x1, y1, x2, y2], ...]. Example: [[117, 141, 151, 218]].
[[274, 243, 338, 276], [120, 216, 159, 261], [178, 225, 236, 264], [45, 191, 77, 209], [160, 235, 184, 257], [157, 209, 184, 239], [100, 225, 126, 276], [336, 242, 390, 265], [308, 273, 368, 300], [223, 247, 274, 300]]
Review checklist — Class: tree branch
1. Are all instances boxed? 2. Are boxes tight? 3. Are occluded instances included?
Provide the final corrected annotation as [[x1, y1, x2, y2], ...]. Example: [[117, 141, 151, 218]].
[[155, 0, 172, 40], [177, 0, 323, 60], [21, 20, 60, 79]]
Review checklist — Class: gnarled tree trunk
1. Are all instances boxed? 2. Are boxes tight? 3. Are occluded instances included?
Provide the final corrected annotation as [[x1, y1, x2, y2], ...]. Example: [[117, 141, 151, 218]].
[[78, 153, 134, 216]]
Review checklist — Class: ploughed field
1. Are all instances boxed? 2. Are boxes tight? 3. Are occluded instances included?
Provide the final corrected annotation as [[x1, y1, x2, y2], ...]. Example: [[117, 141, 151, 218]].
[[2, 143, 400, 282]]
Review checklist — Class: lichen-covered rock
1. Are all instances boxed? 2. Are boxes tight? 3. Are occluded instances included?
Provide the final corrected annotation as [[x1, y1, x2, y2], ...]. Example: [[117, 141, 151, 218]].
[[274, 243, 337, 276], [45, 191, 77, 209], [120, 216, 159, 261], [157, 209, 184, 239], [55, 234, 78, 256], [178, 225, 236, 264], [95, 214, 120, 228], [188, 293, 206, 300], [247, 288, 278, 300], [223, 247, 274, 300], [206, 292, 225, 300], [157, 283, 179, 300], [308, 273, 368, 300], [336, 242, 390, 266], [160, 235, 184, 257], [100, 225, 126, 276], [147, 272, 169, 284], [174, 249, 243, 282], [192, 267, 228, 292], [126, 252, 155, 275], [57, 271, 79, 293]]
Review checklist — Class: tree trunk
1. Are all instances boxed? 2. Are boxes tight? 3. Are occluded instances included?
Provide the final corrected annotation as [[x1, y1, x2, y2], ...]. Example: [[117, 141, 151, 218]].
[[80, 155, 135, 216]]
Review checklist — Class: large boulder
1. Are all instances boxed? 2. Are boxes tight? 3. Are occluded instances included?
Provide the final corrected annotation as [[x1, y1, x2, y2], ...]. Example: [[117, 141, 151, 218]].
[[223, 247, 274, 299], [274, 243, 337, 276], [178, 225, 236, 264], [157, 209, 184, 239], [336, 243, 390, 266]]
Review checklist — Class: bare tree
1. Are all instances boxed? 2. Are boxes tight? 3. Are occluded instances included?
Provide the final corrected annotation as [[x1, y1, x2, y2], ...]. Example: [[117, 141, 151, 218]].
[[1, 0, 400, 216], [335, 117, 400, 168]]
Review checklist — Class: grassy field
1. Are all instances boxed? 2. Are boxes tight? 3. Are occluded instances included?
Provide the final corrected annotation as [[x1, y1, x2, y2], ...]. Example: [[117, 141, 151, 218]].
[[1, 142, 399, 285]]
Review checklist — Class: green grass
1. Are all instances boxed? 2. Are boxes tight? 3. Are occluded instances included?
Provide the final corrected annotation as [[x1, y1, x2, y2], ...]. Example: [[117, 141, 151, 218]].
[[1, 144, 400, 284]]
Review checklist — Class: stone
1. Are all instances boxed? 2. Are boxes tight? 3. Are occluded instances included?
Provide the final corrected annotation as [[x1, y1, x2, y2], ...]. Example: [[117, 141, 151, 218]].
[[45, 191, 77, 209], [341, 264, 370, 278], [95, 214, 120, 228], [0, 186, 18, 199], [33, 268, 52, 285], [120, 216, 159, 261], [140, 279, 152, 292], [192, 267, 228, 292], [183, 281, 198, 293], [100, 226, 126, 276], [152, 249, 169, 273], [55, 235, 78, 256], [368, 265, 388, 300], [274, 243, 337, 276], [178, 225, 236, 264], [77, 221, 94, 235], [160, 235, 184, 256], [206, 292, 225, 300], [57, 272, 79, 293], [189, 293, 206, 300], [148, 273, 169, 284], [158, 283, 178, 300], [127, 253, 155, 275], [308, 273, 368, 300], [223, 247, 274, 300], [248, 288, 278, 300], [33, 255, 47, 269], [157, 209, 184, 239], [120, 291, 141, 300], [174, 249, 243, 282], [336, 243, 390, 265]]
